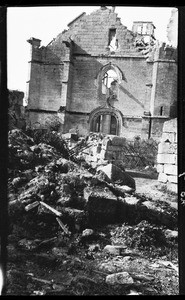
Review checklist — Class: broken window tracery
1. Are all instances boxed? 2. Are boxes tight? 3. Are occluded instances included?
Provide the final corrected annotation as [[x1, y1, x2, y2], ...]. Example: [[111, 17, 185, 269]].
[[101, 69, 118, 96]]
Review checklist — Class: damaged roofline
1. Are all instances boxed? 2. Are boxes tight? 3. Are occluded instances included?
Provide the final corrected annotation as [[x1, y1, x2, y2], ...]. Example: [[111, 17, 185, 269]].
[[67, 12, 86, 27]]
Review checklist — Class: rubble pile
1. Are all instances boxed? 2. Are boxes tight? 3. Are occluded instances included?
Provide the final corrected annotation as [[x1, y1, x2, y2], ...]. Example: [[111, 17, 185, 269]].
[[8, 129, 177, 233], [7, 129, 178, 295]]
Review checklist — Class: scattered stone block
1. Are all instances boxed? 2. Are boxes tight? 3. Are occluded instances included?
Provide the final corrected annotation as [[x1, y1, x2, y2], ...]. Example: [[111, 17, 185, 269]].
[[97, 163, 135, 190], [84, 186, 118, 224], [165, 229, 178, 239], [82, 228, 94, 237], [106, 272, 134, 285], [99, 261, 124, 273], [103, 245, 126, 256]]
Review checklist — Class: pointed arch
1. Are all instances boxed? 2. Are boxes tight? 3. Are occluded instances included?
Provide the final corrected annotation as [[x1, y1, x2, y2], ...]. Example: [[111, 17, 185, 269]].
[[95, 62, 126, 83]]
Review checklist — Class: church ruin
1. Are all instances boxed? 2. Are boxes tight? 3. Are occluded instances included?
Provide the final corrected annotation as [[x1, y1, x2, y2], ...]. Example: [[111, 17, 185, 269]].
[[25, 6, 177, 141]]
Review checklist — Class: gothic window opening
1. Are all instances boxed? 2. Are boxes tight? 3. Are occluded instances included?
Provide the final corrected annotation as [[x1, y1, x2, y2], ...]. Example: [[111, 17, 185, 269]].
[[102, 69, 118, 95], [108, 28, 118, 51]]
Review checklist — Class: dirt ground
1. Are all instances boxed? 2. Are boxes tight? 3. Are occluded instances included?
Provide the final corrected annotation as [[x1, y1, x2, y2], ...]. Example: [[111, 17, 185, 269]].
[[134, 177, 177, 208], [5, 175, 179, 296]]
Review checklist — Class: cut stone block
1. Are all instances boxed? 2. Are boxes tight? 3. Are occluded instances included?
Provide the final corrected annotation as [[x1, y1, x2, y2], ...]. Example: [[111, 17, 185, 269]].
[[164, 164, 177, 176], [163, 118, 177, 133], [156, 164, 164, 173], [97, 163, 135, 189], [161, 132, 177, 143], [168, 175, 178, 183], [157, 153, 177, 164], [158, 172, 168, 183], [158, 142, 177, 154]]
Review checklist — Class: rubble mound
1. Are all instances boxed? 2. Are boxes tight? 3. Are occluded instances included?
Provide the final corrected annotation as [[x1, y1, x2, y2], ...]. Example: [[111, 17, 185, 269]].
[[6, 129, 178, 296]]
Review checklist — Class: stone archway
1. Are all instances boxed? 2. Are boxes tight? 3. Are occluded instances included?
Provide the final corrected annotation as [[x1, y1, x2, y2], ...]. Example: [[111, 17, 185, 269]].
[[89, 106, 123, 136]]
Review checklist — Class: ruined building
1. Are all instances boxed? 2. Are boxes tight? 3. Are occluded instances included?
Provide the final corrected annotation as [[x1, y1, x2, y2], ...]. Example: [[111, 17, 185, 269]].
[[26, 6, 177, 140], [8, 90, 26, 130]]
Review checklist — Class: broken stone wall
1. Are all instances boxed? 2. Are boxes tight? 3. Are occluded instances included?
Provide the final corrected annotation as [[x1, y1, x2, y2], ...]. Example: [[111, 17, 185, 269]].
[[157, 118, 177, 193], [8, 90, 26, 130], [78, 133, 157, 171]]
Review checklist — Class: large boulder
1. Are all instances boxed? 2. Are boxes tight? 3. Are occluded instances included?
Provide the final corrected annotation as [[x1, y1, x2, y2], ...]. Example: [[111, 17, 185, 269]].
[[97, 163, 135, 190]]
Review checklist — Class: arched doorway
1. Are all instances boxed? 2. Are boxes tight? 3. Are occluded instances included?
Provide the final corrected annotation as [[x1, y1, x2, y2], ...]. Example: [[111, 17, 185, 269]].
[[89, 107, 123, 136]]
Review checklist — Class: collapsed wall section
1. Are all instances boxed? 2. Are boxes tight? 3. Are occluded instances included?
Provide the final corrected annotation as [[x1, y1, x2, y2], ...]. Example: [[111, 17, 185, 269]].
[[8, 90, 26, 130]]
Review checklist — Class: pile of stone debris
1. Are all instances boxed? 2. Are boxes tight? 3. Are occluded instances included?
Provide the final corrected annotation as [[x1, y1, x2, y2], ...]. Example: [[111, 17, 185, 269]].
[[8, 129, 177, 234], [6, 129, 178, 295]]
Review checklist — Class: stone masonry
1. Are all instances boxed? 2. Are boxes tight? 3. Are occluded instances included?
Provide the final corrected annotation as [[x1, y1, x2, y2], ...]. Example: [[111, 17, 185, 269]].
[[26, 6, 177, 141], [157, 118, 177, 193]]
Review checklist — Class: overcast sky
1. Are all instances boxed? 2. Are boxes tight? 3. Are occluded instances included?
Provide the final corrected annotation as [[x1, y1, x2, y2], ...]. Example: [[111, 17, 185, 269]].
[[7, 6, 175, 94]]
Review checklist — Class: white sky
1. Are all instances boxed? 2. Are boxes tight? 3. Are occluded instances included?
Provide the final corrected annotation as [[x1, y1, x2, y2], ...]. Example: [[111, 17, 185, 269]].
[[7, 5, 175, 94]]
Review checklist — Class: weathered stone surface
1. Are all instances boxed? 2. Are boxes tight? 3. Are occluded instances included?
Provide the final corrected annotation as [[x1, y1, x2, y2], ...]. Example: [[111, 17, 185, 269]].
[[158, 142, 177, 154], [114, 184, 134, 194], [158, 172, 168, 183], [99, 261, 124, 273], [8, 90, 26, 130], [84, 186, 118, 224], [82, 228, 94, 237], [97, 163, 135, 190], [165, 229, 178, 239], [167, 182, 178, 194], [163, 118, 177, 133], [103, 245, 126, 256], [157, 153, 177, 164], [156, 164, 164, 174], [124, 196, 141, 206], [168, 175, 177, 184], [106, 272, 134, 285], [161, 132, 177, 143], [163, 164, 177, 176], [59, 207, 87, 231]]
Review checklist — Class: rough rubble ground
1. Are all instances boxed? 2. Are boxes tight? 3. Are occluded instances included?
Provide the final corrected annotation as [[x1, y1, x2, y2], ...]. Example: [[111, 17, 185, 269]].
[[5, 129, 178, 295]]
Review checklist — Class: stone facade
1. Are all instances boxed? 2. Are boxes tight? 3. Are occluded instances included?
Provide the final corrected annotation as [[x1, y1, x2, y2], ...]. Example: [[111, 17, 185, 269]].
[[26, 6, 177, 141], [157, 118, 177, 193]]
